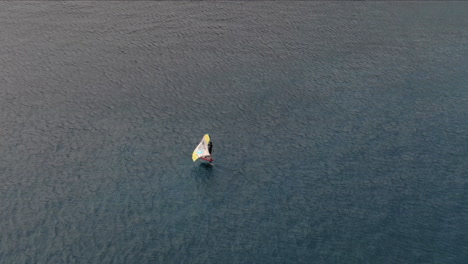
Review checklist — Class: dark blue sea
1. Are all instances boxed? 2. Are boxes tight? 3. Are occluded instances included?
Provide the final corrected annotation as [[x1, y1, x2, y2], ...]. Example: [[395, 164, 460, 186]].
[[1, 2, 467, 263]]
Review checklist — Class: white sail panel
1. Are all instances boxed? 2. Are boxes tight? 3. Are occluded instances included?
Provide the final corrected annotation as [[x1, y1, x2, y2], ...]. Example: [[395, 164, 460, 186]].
[[192, 134, 212, 162]]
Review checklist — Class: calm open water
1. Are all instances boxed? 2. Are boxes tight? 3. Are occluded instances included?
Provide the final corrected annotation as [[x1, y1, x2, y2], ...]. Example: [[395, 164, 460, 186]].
[[0, 2, 467, 263]]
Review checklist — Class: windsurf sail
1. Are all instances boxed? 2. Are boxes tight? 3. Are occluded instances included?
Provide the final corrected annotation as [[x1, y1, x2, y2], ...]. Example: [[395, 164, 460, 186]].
[[192, 134, 213, 162]]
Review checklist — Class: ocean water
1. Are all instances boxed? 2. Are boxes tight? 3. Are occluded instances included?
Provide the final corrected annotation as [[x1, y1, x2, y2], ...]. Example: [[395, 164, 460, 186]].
[[0, 2, 467, 263]]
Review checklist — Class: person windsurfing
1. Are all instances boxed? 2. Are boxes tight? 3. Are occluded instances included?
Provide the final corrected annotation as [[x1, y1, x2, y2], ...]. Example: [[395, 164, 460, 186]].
[[208, 140, 213, 164], [192, 134, 214, 163], [208, 141, 213, 155]]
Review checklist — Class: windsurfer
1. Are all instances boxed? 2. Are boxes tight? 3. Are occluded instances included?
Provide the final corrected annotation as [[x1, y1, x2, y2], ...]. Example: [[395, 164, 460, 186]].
[[208, 141, 213, 163], [192, 134, 214, 163]]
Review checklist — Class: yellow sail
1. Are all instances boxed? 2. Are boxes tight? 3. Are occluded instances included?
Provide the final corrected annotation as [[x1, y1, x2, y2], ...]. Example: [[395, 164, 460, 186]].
[[192, 134, 212, 162]]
